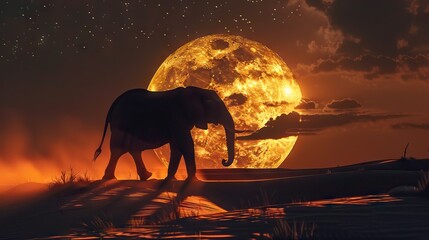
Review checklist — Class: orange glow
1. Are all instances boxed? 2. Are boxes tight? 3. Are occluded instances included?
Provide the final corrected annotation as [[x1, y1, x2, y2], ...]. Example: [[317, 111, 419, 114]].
[[179, 195, 226, 217], [293, 194, 401, 207], [0, 116, 168, 185]]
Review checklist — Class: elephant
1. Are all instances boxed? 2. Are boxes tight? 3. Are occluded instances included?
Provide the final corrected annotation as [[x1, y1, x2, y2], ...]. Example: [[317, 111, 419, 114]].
[[93, 86, 235, 181]]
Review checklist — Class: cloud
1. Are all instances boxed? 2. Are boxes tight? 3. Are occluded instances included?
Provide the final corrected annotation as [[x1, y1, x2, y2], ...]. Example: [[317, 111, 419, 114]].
[[238, 111, 403, 140], [397, 54, 429, 81], [306, 26, 344, 54], [302, 0, 429, 81], [295, 99, 317, 109], [327, 98, 362, 110], [313, 55, 396, 74], [310, 53, 429, 80], [224, 93, 248, 106], [397, 39, 409, 50], [263, 100, 290, 107], [392, 122, 429, 130], [307, 0, 413, 56]]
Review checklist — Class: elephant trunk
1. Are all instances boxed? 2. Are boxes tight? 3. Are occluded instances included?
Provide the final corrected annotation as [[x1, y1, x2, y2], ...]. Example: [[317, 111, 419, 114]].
[[221, 111, 235, 167]]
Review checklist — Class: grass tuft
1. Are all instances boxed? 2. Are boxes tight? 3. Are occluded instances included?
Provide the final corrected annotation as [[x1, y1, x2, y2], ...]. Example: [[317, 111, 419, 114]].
[[82, 215, 115, 234], [270, 219, 316, 240], [50, 168, 91, 189], [417, 171, 429, 196]]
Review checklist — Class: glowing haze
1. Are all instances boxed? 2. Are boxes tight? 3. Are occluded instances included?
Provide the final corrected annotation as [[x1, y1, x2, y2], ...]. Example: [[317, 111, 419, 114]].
[[2, 1, 428, 185], [149, 34, 302, 168]]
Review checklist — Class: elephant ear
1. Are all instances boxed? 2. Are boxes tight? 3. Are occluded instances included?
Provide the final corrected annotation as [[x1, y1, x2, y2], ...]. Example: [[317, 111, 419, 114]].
[[183, 88, 208, 130]]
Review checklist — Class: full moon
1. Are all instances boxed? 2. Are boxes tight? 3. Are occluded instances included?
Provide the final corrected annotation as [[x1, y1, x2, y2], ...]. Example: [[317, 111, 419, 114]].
[[148, 34, 301, 168]]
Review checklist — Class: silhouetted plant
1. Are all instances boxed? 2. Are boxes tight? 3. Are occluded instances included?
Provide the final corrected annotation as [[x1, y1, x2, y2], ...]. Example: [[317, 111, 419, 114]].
[[68, 167, 77, 183], [390, 170, 429, 196], [402, 142, 410, 159], [130, 216, 146, 228], [154, 192, 184, 224], [59, 170, 67, 184], [270, 219, 316, 240], [417, 171, 429, 196], [400, 142, 417, 160], [50, 168, 91, 189], [77, 170, 91, 183], [82, 215, 114, 234]]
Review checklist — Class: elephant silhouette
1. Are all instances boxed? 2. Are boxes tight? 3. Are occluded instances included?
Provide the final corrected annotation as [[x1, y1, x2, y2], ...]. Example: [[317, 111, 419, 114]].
[[94, 86, 235, 180]]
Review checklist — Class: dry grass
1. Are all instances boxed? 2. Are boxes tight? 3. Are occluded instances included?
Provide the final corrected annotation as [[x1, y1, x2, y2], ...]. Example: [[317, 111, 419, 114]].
[[130, 216, 146, 228], [50, 168, 91, 189], [389, 170, 429, 197], [82, 214, 115, 234], [417, 171, 429, 196], [249, 190, 317, 239], [270, 219, 316, 240], [153, 192, 185, 224]]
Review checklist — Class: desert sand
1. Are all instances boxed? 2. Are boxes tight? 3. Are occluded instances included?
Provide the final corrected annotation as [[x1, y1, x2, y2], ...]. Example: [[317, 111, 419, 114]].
[[0, 159, 429, 239]]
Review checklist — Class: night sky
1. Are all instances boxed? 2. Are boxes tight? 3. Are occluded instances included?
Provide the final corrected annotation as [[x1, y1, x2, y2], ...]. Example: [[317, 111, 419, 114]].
[[1, 0, 429, 184]]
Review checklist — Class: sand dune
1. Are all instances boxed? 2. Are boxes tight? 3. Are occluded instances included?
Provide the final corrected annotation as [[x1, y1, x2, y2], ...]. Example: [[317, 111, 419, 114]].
[[0, 159, 428, 239]]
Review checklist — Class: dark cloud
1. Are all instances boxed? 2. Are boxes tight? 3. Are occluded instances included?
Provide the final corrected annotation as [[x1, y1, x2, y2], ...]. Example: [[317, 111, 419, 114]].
[[263, 100, 289, 107], [304, 0, 429, 80], [238, 111, 403, 140], [312, 58, 337, 72], [312, 53, 429, 80], [410, 1, 429, 50], [399, 54, 429, 71], [225, 93, 248, 106], [313, 55, 396, 74], [341, 55, 396, 74], [295, 99, 317, 109], [392, 122, 429, 130], [397, 54, 429, 81], [307, 0, 413, 56], [306, 0, 331, 12], [327, 98, 362, 110]]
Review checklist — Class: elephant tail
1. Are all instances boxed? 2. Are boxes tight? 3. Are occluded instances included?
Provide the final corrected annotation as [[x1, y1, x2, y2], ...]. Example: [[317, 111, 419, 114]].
[[93, 108, 111, 161]]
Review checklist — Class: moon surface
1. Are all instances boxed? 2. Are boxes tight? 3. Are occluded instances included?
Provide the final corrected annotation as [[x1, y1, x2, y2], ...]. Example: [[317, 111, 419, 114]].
[[148, 34, 301, 168]]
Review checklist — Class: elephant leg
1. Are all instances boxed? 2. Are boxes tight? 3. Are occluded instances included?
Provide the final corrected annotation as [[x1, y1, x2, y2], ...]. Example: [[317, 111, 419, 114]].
[[103, 148, 125, 180], [166, 144, 182, 180], [176, 132, 197, 179], [130, 151, 152, 181]]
